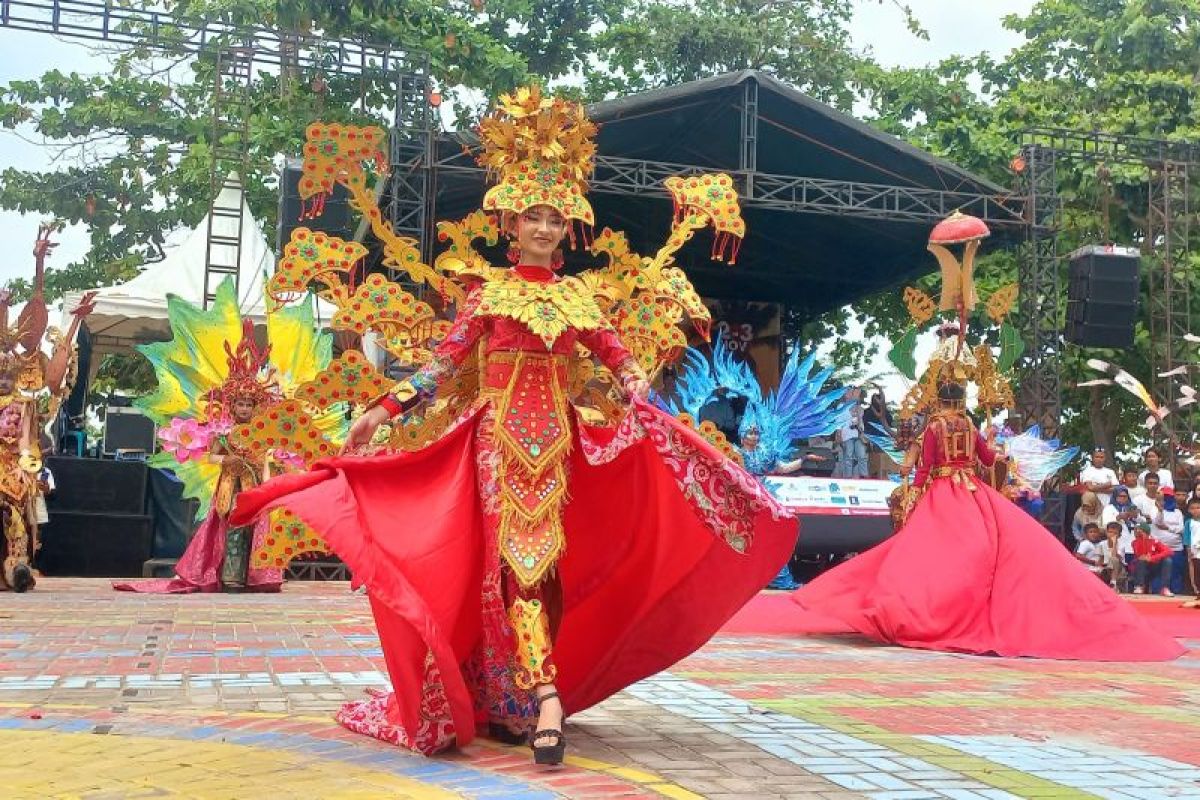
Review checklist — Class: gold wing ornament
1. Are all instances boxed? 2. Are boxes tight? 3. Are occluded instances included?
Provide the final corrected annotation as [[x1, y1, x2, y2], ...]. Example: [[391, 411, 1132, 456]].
[[897, 213, 1016, 420], [903, 287, 937, 326], [576, 174, 747, 376], [985, 283, 1019, 325], [268, 96, 749, 469]]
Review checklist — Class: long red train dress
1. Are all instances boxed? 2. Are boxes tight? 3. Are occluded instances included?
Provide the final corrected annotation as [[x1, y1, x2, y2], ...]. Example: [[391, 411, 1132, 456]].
[[792, 406, 1184, 662], [233, 265, 796, 753]]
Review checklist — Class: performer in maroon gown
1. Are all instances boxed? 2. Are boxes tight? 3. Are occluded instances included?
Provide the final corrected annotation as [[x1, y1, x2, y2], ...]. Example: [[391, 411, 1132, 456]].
[[794, 380, 1182, 661], [792, 212, 1184, 662]]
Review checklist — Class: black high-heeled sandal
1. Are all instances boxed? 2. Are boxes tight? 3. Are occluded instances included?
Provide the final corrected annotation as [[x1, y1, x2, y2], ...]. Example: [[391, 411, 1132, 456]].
[[531, 690, 566, 766]]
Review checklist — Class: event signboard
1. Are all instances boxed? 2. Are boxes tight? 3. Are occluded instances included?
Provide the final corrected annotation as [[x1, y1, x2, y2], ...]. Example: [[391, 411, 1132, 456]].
[[759, 475, 896, 516]]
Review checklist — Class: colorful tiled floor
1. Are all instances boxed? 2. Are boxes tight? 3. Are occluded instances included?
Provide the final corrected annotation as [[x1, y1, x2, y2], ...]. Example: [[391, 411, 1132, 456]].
[[2, 579, 1198, 799]]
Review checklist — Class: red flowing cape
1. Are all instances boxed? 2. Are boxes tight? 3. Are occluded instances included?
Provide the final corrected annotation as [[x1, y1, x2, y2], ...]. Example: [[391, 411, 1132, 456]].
[[233, 400, 795, 746], [792, 477, 1184, 661]]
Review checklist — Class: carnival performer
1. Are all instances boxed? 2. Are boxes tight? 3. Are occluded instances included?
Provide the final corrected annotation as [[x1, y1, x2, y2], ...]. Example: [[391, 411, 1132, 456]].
[[0, 225, 94, 593], [791, 214, 1183, 662], [664, 340, 849, 590], [115, 278, 336, 594], [232, 89, 794, 763]]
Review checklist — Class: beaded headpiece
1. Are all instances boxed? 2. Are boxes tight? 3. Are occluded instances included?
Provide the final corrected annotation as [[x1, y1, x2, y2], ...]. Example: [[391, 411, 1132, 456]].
[[477, 86, 598, 240], [208, 320, 278, 410]]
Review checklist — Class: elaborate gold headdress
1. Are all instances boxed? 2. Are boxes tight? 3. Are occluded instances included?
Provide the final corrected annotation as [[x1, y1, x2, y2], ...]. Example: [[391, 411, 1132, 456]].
[[477, 86, 598, 238], [895, 214, 1020, 420], [207, 320, 279, 410]]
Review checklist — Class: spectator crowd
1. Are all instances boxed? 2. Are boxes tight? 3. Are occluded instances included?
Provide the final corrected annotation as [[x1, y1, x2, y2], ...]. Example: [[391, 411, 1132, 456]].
[[1073, 446, 1200, 597]]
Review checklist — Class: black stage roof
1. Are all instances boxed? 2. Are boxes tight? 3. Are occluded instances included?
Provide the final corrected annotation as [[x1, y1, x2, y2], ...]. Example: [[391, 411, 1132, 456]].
[[412, 70, 1023, 317]]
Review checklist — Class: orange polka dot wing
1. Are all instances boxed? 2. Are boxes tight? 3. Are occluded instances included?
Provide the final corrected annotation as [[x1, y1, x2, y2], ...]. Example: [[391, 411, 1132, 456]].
[[228, 399, 342, 570]]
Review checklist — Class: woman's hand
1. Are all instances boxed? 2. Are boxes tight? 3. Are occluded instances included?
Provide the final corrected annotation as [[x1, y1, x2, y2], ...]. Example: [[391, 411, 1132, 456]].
[[343, 405, 391, 453]]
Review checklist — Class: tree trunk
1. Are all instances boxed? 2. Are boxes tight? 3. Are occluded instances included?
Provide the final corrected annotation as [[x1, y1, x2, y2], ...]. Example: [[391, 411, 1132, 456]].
[[1088, 385, 1118, 457]]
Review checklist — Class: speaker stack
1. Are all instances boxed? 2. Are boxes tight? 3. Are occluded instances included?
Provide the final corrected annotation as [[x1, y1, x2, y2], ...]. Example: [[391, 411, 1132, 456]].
[[38, 457, 153, 577], [1065, 245, 1141, 348]]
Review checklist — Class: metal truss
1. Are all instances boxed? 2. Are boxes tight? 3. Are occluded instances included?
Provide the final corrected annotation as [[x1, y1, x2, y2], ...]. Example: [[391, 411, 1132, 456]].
[[434, 149, 1028, 228], [0, 0, 414, 76], [1022, 128, 1200, 465], [1016, 144, 1063, 435], [1023, 128, 1200, 167], [286, 560, 350, 581], [389, 71, 433, 255], [1017, 143, 1065, 528], [1147, 161, 1195, 446], [740, 79, 759, 196], [381, 70, 435, 379], [201, 47, 253, 309]]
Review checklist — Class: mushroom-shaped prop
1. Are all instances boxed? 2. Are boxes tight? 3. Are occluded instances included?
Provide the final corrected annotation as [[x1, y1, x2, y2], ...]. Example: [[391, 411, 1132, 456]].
[[928, 211, 990, 313]]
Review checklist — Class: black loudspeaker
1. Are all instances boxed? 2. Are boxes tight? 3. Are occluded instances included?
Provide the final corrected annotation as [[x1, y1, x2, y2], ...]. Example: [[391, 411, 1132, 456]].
[[46, 456, 148, 514], [38, 511, 153, 576], [277, 156, 356, 252], [102, 407, 156, 455], [1065, 245, 1140, 348]]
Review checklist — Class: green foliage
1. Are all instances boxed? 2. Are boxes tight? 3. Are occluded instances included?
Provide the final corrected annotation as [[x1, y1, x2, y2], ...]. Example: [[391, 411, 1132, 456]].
[[586, 0, 863, 110], [849, 0, 1200, 453], [0, 0, 634, 308], [888, 326, 919, 380]]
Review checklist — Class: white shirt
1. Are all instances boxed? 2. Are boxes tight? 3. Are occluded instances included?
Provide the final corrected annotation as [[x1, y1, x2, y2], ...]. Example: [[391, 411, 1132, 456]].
[[1134, 493, 1164, 525], [1080, 465, 1119, 490], [1102, 503, 1140, 542], [1114, 529, 1134, 557], [839, 406, 862, 442], [1139, 468, 1174, 490], [1076, 539, 1108, 573], [1151, 507, 1185, 551]]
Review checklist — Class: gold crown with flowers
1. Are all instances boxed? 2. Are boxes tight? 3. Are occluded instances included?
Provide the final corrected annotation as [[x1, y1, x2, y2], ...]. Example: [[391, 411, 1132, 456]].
[[477, 86, 598, 238]]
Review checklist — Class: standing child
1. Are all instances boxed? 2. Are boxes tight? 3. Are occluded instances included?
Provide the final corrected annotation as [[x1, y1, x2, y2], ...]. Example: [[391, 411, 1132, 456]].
[[1151, 487, 1186, 595], [1183, 499, 1200, 603]]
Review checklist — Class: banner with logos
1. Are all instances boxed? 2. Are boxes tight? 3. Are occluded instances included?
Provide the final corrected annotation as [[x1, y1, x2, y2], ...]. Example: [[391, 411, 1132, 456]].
[[759, 476, 896, 516]]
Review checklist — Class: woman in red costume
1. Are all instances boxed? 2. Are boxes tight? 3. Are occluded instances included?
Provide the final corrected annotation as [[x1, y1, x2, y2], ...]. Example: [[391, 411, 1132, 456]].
[[115, 317, 284, 595], [233, 90, 793, 763], [792, 361, 1184, 662]]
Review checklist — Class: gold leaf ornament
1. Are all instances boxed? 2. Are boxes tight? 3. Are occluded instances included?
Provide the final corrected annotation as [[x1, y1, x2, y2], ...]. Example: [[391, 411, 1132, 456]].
[[476, 275, 605, 348], [903, 287, 936, 325], [986, 283, 1019, 324]]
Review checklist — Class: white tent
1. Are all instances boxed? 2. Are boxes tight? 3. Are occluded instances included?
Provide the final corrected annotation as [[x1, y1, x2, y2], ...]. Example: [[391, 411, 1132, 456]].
[[61, 178, 284, 358]]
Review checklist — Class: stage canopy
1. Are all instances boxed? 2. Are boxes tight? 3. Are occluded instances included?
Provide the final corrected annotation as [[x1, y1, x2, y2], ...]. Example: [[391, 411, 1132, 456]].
[[423, 70, 1018, 318], [61, 177, 275, 359]]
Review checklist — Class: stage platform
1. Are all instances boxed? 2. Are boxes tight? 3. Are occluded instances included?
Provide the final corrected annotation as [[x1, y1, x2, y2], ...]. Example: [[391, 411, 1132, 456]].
[[2, 579, 1199, 799]]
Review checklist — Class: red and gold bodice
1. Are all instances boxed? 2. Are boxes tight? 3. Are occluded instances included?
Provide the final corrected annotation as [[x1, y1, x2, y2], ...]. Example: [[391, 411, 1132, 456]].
[[386, 264, 641, 588], [913, 409, 996, 487], [212, 434, 263, 517]]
